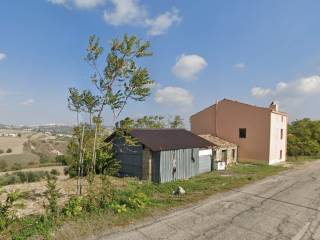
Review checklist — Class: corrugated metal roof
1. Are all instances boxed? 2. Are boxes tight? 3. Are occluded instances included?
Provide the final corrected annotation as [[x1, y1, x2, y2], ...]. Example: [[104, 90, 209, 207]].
[[199, 134, 237, 148], [114, 129, 212, 151]]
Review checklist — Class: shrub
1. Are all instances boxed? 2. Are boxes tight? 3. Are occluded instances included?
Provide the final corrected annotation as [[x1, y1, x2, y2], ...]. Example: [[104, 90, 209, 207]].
[[45, 177, 59, 216], [55, 155, 67, 165], [6, 148, 12, 153], [0, 149, 4, 154], [0, 189, 21, 231], [63, 167, 69, 176], [50, 169, 60, 176], [110, 203, 127, 214], [62, 196, 84, 217], [0, 171, 54, 186], [39, 153, 50, 164]]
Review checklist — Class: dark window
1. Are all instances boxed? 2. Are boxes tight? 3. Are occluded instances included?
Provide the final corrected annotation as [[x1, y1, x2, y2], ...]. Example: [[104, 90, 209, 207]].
[[280, 150, 283, 159], [280, 129, 284, 140], [232, 149, 236, 159], [222, 150, 227, 161], [239, 128, 246, 138]]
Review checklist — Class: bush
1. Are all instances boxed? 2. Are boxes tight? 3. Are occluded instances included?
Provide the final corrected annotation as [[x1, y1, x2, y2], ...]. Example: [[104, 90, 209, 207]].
[[62, 196, 84, 217], [6, 148, 12, 153], [63, 167, 69, 176], [0, 149, 4, 154], [50, 169, 60, 176], [0, 171, 55, 186], [55, 155, 67, 165]]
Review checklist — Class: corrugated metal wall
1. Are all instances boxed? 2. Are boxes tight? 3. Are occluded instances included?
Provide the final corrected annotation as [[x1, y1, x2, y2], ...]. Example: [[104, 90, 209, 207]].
[[114, 141, 144, 178], [159, 148, 199, 183]]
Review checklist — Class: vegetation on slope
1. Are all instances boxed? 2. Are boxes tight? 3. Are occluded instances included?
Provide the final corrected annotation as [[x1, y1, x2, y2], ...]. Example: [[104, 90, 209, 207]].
[[287, 118, 320, 160]]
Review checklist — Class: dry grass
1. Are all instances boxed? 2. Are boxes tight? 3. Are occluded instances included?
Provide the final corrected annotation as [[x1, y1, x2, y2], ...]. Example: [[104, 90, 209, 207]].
[[0, 137, 27, 155], [0, 153, 40, 170]]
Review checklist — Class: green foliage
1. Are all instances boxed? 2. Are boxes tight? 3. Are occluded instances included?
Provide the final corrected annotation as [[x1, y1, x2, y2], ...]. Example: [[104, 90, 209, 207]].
[[62, 196, 84, 217], [68, 88, 83, 116], [134, 115, 166, 128], [55, 155, 68, 165], [288, 118, 320, 157], [81, 90, 100, 124], [65, 124, 120, 177], [118, 115, 184, 129], [45, 177, 60, 217], [9, 215, 57, 240], [169, 115, 184, 129], [85, 34, 154, 118], [0, 189, 21, 231], [0, 171, 56, 186], [110, 203, 127, 214], [50, 169, 60, 176]]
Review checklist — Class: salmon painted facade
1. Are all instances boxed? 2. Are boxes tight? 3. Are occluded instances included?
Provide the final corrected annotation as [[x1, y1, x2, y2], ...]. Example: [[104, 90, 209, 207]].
[[190, 99, 288, 164]]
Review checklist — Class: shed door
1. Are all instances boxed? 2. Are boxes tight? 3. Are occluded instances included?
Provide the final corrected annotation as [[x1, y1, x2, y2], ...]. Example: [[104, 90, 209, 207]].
[[199, 149, 212, 174]]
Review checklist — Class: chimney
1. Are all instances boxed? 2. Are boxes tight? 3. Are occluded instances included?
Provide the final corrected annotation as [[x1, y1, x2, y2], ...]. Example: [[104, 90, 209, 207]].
[[269, 101, 278, 111]]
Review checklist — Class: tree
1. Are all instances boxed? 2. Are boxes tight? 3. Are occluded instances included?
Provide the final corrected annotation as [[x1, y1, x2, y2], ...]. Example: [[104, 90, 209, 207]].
[[81, 90, 100, 126], [67, 88, 83, 126], [169, 115, 184, 128], [287, 118, 320, 157], [135, 115, 166, 128], [85, 34, 154, 172]]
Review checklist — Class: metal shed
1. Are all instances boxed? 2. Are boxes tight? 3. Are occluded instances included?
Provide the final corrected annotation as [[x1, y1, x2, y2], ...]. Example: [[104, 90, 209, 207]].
[[107, 129, 212, 183]]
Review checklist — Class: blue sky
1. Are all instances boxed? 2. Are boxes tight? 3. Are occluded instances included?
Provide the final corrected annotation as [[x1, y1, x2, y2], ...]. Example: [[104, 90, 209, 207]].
[[1, 0, 320, 126]]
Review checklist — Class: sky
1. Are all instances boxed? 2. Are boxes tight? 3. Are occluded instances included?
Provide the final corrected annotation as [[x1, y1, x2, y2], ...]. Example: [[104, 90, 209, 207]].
[[1, 0, 320, 126]]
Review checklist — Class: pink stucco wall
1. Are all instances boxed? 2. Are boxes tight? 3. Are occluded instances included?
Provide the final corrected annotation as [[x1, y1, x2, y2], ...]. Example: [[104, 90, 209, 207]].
[[191, 99, 288, 163]]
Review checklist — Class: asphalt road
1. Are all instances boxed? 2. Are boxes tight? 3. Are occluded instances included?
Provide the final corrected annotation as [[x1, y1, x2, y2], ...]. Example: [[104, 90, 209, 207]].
[[98, 161, 320, 240]]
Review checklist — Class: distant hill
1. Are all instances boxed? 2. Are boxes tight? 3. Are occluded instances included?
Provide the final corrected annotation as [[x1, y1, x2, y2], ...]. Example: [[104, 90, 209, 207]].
[[0, 124, 74, 135]]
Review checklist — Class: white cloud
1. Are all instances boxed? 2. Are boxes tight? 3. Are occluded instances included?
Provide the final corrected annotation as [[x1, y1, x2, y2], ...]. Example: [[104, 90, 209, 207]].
[[103, 0, 181, 35], [48, 0, 105, 9], [155, 86, 193, 107], [146, 8, 181, 36], [21, 99, 35, 106], [0, 53, 7, 61], [251, 75, 320, 99], [251, 87, 272, 98], [233, 62, 246, 69], [74, 0, 105, 8], [172, 54, 207, 81], [103, 0, 147, 26]]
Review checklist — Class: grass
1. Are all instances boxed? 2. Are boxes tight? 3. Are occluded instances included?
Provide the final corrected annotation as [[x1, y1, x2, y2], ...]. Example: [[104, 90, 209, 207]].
[[52, 162, 286, 240], [0, 153, 40, 171], [287, 155, 320, 164], [2, 159, 315, 240], [0, 170, 57, 186]]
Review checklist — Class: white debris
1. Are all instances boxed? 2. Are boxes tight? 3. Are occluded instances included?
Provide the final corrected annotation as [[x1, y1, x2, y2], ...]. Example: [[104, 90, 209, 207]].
[[172, 186, 186, 195]]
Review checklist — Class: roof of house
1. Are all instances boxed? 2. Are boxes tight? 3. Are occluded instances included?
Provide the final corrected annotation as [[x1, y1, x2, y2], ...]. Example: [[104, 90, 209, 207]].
[[199, 134, 237, 149], [107, 128, 212, 151], [191, 98, 288, 118]]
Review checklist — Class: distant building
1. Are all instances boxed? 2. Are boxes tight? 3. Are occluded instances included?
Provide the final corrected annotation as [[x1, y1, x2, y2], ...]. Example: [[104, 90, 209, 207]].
[[191, 99, 288, 165]]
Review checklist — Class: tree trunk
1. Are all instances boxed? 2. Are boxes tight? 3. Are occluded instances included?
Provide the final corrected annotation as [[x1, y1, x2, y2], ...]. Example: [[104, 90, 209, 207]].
[[92, 123, 98, 173], [78, 125, 85, 195]]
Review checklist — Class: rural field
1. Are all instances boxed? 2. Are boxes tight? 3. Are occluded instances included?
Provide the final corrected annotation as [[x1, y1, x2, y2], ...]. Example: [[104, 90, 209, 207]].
[[0, 128, 69, 172]]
